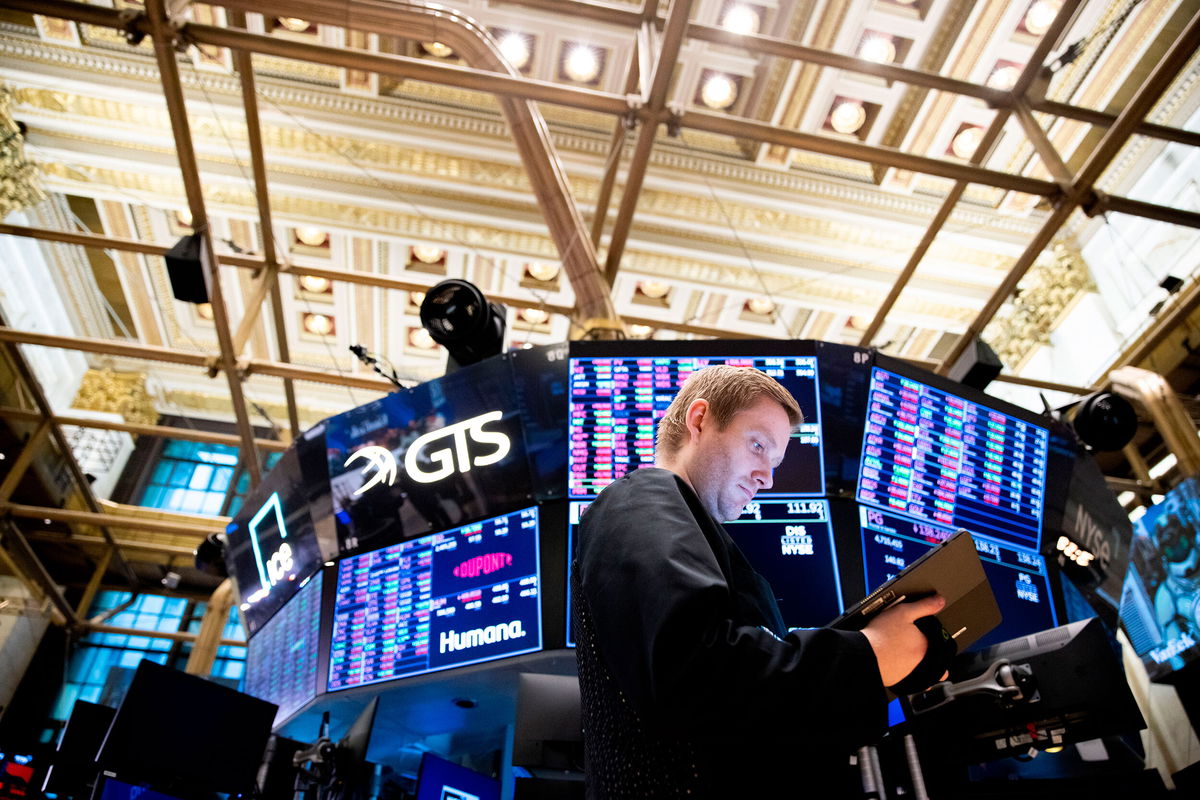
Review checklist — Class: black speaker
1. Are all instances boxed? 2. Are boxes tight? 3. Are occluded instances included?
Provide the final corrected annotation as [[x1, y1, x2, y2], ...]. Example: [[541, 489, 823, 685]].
[[164, 233, 209, 304], [947, 337, 1003, 390]]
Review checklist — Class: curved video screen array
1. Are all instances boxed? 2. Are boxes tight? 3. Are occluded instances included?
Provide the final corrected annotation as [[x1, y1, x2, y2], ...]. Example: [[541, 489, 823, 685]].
[[244, 571, 323, 725], [328, 507, 542, 691], [568, 353, 823, 497]]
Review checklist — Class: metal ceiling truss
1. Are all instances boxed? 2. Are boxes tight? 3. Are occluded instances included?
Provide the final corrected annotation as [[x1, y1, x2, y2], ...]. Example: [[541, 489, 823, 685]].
[[0, 0, 1198, 625]]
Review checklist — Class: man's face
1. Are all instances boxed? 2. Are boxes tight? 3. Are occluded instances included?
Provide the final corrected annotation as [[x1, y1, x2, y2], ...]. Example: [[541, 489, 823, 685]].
[[684, 394, 792, 522]]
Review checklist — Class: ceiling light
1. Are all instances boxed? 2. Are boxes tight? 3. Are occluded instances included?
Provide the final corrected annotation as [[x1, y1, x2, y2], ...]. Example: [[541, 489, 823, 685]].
[[1024, 1, 1060, 36], [721, 5, 761, 35], [302, 312, 334, 336], [408, 326, 436, 349], [951, 125, 984, 158], [638, 280, 670, 299], [298, 275, 331, 293], [858, 34, 896, 64], [1148, 453, 1177, 480], [295, 227, 328, 247], [498, 32, 532, 70], [830, 101, 866, 134], [746, 297, 775, 315], [421, 42, 455, 58], [519, 307, 549, 325], [525, 262, 559, 282], [630, 324, 654, 339], [410, 290, 427, 307], [564, 44, 601, 83], [987, 63, 1022, 90], [174, 209, 192, 228], [411, 245, 445, 264], [196, 302, 214, 320], [1117, 491, 1135, 506], [1129, 505, 1147, 523], [278, 18, 310, 33], [700, 73, 739, 110]]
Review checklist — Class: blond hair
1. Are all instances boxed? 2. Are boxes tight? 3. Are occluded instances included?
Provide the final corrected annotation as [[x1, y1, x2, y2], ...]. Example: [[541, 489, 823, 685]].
[[655, 364, 803, 456]]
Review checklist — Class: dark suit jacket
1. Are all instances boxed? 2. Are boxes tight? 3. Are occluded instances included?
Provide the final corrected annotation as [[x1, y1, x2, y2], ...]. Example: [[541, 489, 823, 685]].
[[575, 467, 887, 798]]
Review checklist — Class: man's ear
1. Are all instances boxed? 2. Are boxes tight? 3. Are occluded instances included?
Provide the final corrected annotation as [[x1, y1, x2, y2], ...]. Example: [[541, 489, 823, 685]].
[[684, 398, 709, 442]]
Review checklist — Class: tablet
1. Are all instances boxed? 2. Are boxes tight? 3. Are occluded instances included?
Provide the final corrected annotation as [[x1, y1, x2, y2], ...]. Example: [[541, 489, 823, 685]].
[[831, 529, 1001, 652]]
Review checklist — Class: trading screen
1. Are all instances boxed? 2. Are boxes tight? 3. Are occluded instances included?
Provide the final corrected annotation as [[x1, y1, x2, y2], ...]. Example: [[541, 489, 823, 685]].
[[244, 571, 322, 725], [327, 507, 542, 691], [568, 355, 823, 497], [856, 367, 1050, 550]]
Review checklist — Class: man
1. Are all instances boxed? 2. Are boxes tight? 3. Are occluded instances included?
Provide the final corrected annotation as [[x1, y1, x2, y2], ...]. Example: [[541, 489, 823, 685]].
[[574, 364, 945, 798]]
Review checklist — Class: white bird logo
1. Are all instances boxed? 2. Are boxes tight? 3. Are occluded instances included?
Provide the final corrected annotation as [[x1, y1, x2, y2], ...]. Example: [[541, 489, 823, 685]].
[[344, 446, 399, 496]]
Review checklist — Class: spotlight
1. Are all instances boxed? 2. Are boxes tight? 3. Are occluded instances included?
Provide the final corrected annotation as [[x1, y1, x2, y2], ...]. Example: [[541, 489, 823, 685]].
[[419, 279, 507, 369], [194, 532, 228, 577], [1060, 392, 1137, 451]]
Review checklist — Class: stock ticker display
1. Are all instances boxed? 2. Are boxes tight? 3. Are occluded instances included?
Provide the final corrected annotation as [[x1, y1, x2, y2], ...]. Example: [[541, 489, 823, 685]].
[[856, 367, 1050, 550], [859, 505, 1057, 648], [327, 507, 542, 691], [568, 355, 824, 498], [244, 571, 322, 725]]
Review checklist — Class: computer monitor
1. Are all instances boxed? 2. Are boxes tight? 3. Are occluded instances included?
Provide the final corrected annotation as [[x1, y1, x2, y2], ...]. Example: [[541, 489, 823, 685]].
[[513, 673, 583, 774], [96, 659, 277, 795], [41, 699, 114, 798], [416, 752, 500, 800], [328, 506, 543, 691], [244, 570, 323, 726], [855, 363, 1051, 551], [226, 433, 333, 635], [567, 340, 824, 498], [857, 505, 1058, 650], [1120, 474, 1200, 682]]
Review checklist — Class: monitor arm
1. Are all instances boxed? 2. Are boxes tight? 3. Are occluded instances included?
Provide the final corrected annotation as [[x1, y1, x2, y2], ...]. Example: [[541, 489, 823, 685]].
[[907, 659, 1038, 715]]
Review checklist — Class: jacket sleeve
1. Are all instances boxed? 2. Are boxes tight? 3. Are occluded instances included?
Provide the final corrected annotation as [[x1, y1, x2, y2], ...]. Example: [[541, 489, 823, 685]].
[[579, 470, 887, 747]]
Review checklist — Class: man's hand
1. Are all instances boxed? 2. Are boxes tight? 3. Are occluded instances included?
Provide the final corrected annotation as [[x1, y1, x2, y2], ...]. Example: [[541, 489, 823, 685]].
[[860, 594, 946, 687]]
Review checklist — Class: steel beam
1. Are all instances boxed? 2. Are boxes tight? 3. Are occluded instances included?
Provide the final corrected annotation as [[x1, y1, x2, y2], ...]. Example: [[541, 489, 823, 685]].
[[940, 7, 1200, 374], [602, 0, 694, 284], [0, 517, 80, 626], [145, 0, 262, 485], [81, 621, 244, 647], [0, 406, 288, 452], [2, 502, 227, 536], [1, 340, 141, 587], [0, 420, 50, 504], [0, 326, 394, 392], [28, 530, 200, 557], [1012, 100, 1074, 187]]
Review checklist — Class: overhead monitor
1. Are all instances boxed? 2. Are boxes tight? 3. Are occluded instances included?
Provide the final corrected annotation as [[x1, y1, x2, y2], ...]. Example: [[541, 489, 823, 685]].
[[1120, 474, 1200, 682], [568, 340, 823, 498], [244, 571, 324, 727], [226, 432, 335, 636], [858, 505, 1058, 649], [855, 365, 1050, 551], [325, 355, 535, 554], [42, 699, 114, 798], [328, 506, 542, 691]]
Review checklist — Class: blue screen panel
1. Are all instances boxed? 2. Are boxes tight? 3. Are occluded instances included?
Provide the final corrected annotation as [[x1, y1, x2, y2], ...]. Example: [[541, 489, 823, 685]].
[[724, 498, 843, 628], [856, 367, 1050, 550], [328, 507, 542, 691], [416, 752, 500, 800], [859, 505, 1057, 649], [244, 571, 322, 726], [568, 355, 823, 498]]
